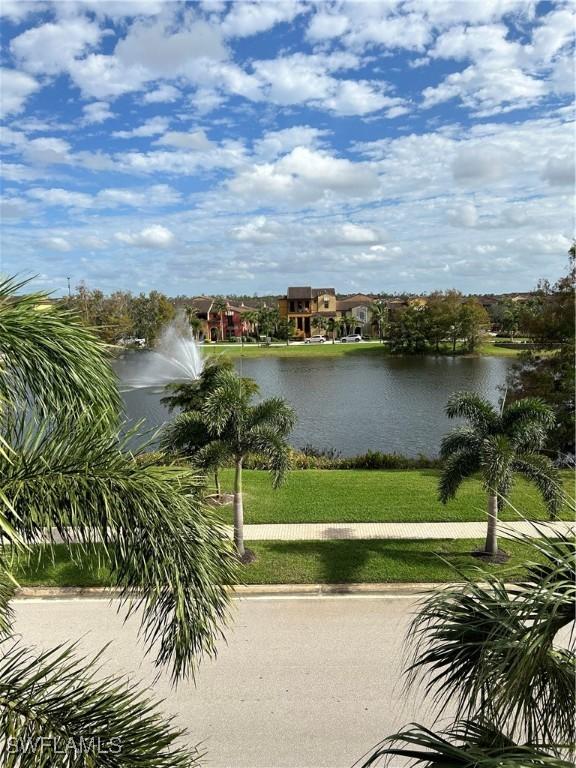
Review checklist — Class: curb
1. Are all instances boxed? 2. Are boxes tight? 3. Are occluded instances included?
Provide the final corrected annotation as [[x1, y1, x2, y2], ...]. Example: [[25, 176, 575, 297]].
[[13, 583, 446, 600]]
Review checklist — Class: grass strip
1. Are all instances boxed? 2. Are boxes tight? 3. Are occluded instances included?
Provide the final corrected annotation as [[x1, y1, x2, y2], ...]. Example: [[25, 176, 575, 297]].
[[216, 469, 574, 524], [12, 539, 551, 587]]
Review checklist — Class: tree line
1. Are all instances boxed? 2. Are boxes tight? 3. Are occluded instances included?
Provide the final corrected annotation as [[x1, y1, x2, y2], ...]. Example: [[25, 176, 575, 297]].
[[62, 283, 175, 346]]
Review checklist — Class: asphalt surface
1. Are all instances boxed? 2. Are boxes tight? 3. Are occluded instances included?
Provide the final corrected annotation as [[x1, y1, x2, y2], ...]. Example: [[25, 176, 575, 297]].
[[13, 595, 436, 768]]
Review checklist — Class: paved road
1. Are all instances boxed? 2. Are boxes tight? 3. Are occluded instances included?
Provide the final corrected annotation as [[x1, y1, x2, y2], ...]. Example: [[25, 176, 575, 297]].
[[13, 595, 436, 768]]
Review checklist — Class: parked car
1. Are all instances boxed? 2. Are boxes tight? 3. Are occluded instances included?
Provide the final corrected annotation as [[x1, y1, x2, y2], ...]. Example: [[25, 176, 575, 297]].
[[340, 334, 362, 343], [305, 335, 327, 344]]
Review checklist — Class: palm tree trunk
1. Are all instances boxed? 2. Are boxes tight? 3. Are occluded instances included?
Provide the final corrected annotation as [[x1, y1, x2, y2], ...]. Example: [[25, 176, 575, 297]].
[[214, 470, 221, 497], [233, 458, 245, 557], [485, 494, 498, 555]]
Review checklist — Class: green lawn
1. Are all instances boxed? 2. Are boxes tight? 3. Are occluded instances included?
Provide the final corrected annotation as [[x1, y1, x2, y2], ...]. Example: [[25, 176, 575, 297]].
[[216, 469, 574, 524], [202, 342, 387, 358], [11, 539, 549, 586], [202, 342, 520, 359]]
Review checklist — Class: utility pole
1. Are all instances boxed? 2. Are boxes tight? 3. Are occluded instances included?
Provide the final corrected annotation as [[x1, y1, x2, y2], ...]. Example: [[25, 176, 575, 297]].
[[67, 277, 71, 298]]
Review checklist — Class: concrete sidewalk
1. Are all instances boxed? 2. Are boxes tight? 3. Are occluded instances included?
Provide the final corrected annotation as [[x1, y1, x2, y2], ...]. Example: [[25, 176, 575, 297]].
[[239, 520, 574, 541]]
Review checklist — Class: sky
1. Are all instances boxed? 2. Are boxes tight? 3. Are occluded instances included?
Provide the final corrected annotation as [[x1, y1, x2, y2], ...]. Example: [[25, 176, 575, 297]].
[[0, 0, 574, 297]]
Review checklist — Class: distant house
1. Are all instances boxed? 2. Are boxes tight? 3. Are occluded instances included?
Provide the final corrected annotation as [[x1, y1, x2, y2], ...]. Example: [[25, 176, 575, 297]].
[[189, 296, 253, 341], [336, 293, 374, 335], [279, 287, 337, 338]]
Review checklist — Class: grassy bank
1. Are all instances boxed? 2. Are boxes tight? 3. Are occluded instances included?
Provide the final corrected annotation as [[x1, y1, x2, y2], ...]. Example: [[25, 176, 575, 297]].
[[202, 341, 521, 359], [202, 342, 387, 358], [12, 539, 548, 586], [216, 469, 574, 524]]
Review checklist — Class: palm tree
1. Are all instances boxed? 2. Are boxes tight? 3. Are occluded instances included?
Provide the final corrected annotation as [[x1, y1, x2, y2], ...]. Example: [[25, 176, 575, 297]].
[[161, 356, 235, 496], [211, 297, 228, 341], [185, 306, 203, 339], [0, 277, 236, 766], [243, 309, 259, 341], [183, 369, 295, 560], [313, 315, 327, 336], [361, 530, 575, 767], [439, 391, 561, 556], [326, 317, 339, 343], [370, 301, 388, 342]]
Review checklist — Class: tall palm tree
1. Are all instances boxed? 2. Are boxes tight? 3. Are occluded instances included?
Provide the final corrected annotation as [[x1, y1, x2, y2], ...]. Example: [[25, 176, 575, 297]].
[[370, 301, 388, 342], [243, 309, 259, 341], [0, 277, 236, 766], [183, 369, 295, 560], [326, 317, 339, 343], [313, 315, 327, 336], [439, 391, 561, 556], [161, 356, 235, 495], [185, 306, 203, 339], [361, 530, 575, 767], [211, 297, 228, 341]]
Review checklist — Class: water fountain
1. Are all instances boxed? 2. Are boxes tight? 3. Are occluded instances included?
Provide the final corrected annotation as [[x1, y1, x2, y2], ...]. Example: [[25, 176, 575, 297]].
[[121, 324, 204, 389]]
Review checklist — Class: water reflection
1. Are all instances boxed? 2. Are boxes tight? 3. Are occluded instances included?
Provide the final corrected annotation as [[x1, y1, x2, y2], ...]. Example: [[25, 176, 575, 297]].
[[114, 353, 514, 457]]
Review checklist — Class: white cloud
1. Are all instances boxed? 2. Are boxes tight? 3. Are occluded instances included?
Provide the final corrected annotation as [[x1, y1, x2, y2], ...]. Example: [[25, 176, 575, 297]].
[[28, 188, 93, 208], [541, 156, 575, 187], [83, 101, 114, 124], [447, 201, 479, 227], [222, 1, 306, 38], [115, 18, 227, 76], [0, 196, 37, 220], [115, 224, 175, 248], [228, 146, 379, 205], [113, 116, 170, 139], [306, 12, 349, 41], [253, 125, 327, 160], [233, 216, 280, 243], [42, 236, 72, 252], [155, 129, 214, 150], [143, 84, 181, 103], [11, 17, 101, 75], [0, 68, 39, 115], [23, 137, 72, 165], [319, 223, 381, 246], [451, 144, 518, 184]]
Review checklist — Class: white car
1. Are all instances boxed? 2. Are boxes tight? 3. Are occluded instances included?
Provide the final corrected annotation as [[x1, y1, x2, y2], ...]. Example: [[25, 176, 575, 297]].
[[340, 334, 362, 343], [305, 335, 327, 344]]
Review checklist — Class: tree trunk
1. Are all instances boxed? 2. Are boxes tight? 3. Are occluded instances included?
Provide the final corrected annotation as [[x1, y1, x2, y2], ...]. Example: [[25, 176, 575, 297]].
[[214, 470, 221, 497], [233, 458, 245, 557], [485, 494, 498, 555]]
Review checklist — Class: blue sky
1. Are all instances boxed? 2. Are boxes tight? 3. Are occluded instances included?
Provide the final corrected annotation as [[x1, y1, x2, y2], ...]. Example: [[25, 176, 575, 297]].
[[0, 0, 573, 297]]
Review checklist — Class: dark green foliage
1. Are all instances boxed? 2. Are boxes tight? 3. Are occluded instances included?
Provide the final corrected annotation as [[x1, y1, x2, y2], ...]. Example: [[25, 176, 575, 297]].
[[0, 276, 237, 765], [439, 391, 562, 518], [0, 641, 200, 767], [361, 532, 576, 767]]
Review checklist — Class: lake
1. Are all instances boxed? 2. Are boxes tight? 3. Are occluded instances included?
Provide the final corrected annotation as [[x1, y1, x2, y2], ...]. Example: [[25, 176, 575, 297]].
[[115, 352, 514, 457]]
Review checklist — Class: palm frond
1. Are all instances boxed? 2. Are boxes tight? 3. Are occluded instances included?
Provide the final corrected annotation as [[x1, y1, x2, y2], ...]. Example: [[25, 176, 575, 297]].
[[0, 277, 119, 424], [405, 533, 575, 750], [159, 410, 212, 456], [445, 392, 499, 433], [248, 398, 296, 436], [1, 418, 238, 681], [0, 564, 15, 639], [247, 426, 292, 488], [440, 425, 482, 460], [438, 449, 481, 503], [511, 453, 563, 520], [502, 398, 556, 434], [361, 721, 573, 768], [0, 639, 200, 767]]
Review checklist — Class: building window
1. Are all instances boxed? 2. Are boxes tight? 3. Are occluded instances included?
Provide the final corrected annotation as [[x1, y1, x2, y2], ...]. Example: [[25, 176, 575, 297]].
[[323, 299, 329, 309]]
